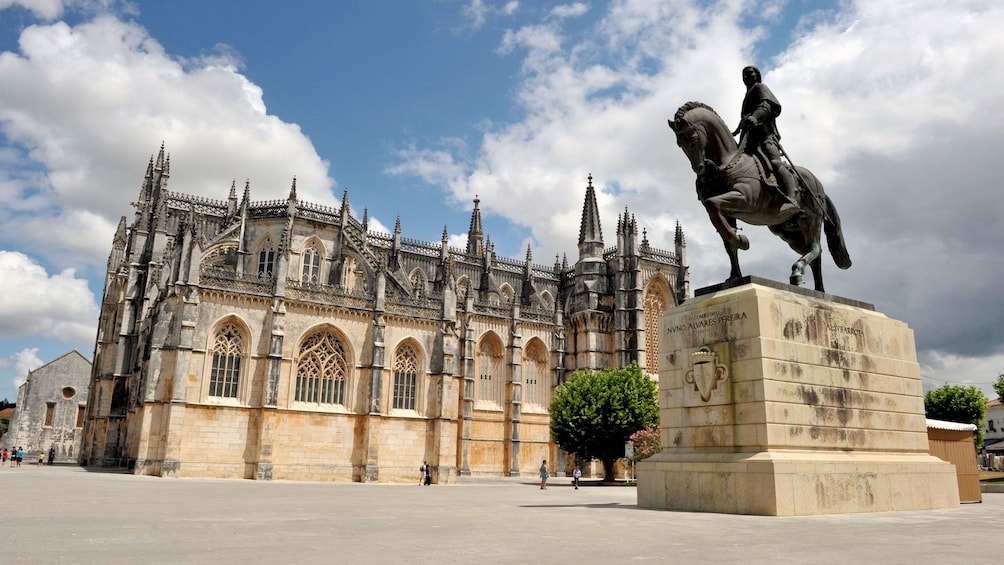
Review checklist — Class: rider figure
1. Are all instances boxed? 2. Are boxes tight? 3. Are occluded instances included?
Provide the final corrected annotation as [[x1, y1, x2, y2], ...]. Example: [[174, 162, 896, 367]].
[[735, 66, 799, 213]]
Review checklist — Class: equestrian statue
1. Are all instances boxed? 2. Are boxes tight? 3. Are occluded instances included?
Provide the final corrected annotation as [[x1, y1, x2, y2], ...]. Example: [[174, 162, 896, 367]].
[[668, 66, 851, 292]]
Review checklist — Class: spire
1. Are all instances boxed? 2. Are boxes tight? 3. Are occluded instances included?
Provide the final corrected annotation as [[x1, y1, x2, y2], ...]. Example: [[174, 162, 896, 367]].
[[145, 156, 154, 179], [525, 244, 533, 264], [577, 174, 604, 259], [442, 225, 449, 243], [641, 228, 650, 249], [229, 179, 237, 200], [362, 208, 369, 231], [466, 195, 484, 257], [163, 153, 171, 177], [154, 142, 165, 171], [113, 216, 128, 247], [288, 176, 297, 201], [675, 220, 685, 246], [394, 215, 401, 234], [242, 180, 251, 205]]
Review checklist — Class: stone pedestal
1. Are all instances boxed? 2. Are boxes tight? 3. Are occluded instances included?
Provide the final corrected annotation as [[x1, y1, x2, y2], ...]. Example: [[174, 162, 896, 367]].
[[637, 278, 959, 516]]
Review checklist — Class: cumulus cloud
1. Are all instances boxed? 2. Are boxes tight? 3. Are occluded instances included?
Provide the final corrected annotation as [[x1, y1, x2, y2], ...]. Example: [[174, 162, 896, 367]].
[[2, 347, 44, 390], [551, 3, 588, 19], [460, 0, 519, 32], [0, 251, 98, 342], [0, 15, 337, 270], [392, 0, 1004, 391]]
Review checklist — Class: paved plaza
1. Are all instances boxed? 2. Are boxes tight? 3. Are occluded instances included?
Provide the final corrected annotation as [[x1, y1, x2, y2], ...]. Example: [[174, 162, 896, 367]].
[[0, 464, 999, 564]]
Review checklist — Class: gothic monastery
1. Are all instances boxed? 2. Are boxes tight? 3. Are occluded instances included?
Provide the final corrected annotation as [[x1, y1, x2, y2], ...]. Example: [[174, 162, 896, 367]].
[[80, 146, 690, 482]]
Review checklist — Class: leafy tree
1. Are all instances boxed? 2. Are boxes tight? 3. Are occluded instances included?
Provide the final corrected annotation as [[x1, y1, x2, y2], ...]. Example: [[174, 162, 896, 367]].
[[993, 373, 1004, 401], [924, 384, 988, 448], [549, 363, 658, 481]]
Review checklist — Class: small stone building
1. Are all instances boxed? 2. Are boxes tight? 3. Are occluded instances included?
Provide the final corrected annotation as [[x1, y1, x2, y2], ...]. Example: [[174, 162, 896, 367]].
[[6, 350, 92, 462]]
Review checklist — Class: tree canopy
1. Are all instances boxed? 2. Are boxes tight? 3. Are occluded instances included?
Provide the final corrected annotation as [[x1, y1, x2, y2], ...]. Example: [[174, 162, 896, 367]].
[[993, 373, 1004, 401], [549, 363, 659, 481], [924, 384, 988, 448]]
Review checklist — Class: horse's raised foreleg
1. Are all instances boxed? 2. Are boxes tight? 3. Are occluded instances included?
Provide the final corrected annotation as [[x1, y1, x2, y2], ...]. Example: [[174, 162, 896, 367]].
[[704, 200, 749, 250]]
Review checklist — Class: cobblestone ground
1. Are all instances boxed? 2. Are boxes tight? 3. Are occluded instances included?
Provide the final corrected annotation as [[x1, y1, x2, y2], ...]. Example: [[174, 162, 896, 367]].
[[0, 465, 998, 564]]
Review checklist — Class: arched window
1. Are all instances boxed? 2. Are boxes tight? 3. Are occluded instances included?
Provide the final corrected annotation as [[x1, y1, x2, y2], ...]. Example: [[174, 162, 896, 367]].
[[522, 339, 549, 411], [540, 291, 554, 311], [643, 277, 673, 375], [302, 242, 321, 284], [258, 238, 275, 280], [476, 334, 505, 407], [209, 323, 244, 398], [499, 284, 514, 303], [392, 343, 420, 410], [295, 331, 348, 406], [409, 268, 427, 298], [456, 276, 470, 299]]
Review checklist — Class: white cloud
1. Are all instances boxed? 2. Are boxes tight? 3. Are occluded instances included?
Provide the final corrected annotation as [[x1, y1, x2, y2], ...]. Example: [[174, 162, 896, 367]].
[[460, 0, 519, 32], [393, 0, 1004, 382], [0, 251, 98, 343], [551, 3, 588, 19], [0, 15, 337, 270], [0, 0, 65, 19], [3, 347, 44, 389], [0, 0, 133, 21]]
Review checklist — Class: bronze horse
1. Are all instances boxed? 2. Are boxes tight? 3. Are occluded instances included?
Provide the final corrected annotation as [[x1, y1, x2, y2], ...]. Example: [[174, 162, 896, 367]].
[[668, 101, 851, 291]]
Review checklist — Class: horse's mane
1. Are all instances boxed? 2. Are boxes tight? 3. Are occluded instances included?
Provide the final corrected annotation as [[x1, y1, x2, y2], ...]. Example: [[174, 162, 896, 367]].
[[673, 101, 721, 123]]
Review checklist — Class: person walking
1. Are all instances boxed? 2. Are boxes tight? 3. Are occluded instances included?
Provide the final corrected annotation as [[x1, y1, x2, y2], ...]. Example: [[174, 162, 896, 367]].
[[572, 465, 582, 490], [16, 446, 24, 467], [1, 447, 7, 467], [47, 446, 56, 465], [539, 460, 549, 490]]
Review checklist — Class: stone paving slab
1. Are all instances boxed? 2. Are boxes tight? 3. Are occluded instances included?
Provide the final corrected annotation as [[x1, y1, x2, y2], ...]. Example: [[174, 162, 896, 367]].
[[0, 465, 998, 564]]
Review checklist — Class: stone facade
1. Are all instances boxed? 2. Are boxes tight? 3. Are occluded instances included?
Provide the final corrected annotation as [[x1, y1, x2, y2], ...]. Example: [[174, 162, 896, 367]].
[[637, 278, 959, 515], [5, 350, 91, 462], [80, 146, 689, 482]]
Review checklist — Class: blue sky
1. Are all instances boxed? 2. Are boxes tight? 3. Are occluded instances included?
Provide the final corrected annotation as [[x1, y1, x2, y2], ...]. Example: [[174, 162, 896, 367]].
[[0, 0, 1002, 403]]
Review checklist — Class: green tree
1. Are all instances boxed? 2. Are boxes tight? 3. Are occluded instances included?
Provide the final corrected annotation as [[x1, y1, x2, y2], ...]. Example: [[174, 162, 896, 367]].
[[924, 384, 988, 448], [993, 372, 1004, 401], [549, 363, 659, 481]]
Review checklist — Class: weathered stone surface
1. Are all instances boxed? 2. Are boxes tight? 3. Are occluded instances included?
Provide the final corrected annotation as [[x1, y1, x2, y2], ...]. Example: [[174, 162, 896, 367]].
[[4, 351, 91, 462], [637, 281, 959, 515]]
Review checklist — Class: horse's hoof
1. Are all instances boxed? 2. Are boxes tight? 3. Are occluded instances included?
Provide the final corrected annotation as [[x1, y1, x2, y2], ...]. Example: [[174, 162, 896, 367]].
[[736, 235, 750, 250], [790, 275, 803, 286]]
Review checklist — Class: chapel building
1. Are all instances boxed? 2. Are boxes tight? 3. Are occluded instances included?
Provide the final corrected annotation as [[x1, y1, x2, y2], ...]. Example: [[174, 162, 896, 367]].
[[6, 350, 91, 463], [80, 146, 689, 482]]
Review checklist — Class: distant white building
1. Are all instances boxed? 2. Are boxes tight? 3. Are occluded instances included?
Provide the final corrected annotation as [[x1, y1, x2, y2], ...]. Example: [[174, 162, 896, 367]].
[[5, 351, 92, 462], [984, 398, 1004, 448]]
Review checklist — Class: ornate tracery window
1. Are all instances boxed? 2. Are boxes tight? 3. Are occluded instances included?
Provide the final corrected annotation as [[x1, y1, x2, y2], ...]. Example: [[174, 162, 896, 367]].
[[295, 331, 348, 406], [643, 279, 672, 375], [302, 242, 321, 284], [392, 343, 419, 410], [522, 339, 549, 411], [476, 335, 504, 407], [258, 238, 275, 280], [209, 323, 244, 398]]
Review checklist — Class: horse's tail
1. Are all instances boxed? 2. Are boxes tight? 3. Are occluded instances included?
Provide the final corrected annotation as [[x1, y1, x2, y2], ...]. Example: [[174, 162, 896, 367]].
[[822, 194, 852, 270]]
